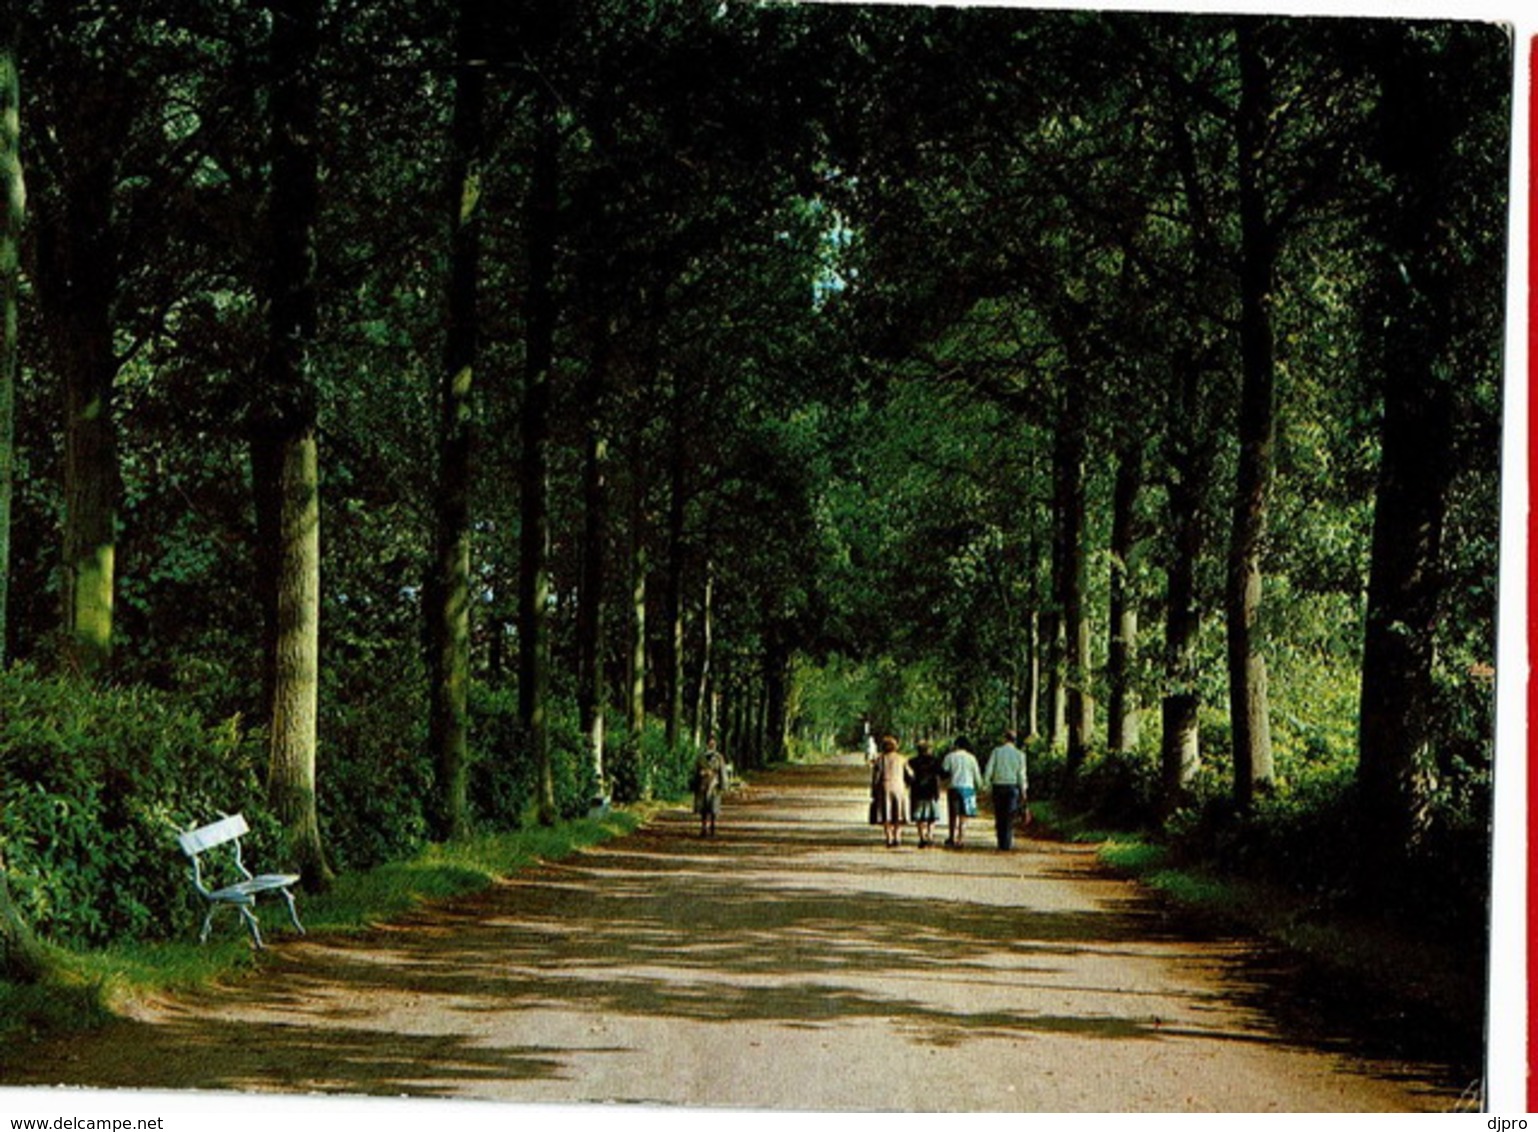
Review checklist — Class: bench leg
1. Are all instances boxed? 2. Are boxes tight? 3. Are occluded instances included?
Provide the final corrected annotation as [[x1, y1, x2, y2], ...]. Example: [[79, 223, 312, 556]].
[[279, 888, 305, 935], [237, 904, 266, 949], [198, 906, 217, 945]]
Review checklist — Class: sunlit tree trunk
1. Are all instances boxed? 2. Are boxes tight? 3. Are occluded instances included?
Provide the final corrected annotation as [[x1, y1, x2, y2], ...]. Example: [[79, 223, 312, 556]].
[[0, 29, 19, 666], [1056, 378, 1092, 769], [663, 396, 687, 752], [519, 82, 558, 825], [36, 122, 121, 679], [1161, 349, 1210, 812], [426, 1, 485, 841], [1107, 440, 1142, 753], [577, 333, 612, 798], [1226, 22, 1277, 809], [265, 432, 328, 885]]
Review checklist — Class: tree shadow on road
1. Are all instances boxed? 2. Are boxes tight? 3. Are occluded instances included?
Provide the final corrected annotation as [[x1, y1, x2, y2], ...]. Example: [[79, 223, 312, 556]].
[[0, 767, 1478, 1107]]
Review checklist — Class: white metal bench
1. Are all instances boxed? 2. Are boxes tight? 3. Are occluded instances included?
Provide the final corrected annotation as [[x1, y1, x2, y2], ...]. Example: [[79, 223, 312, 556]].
[[177, 814, 305, 949]]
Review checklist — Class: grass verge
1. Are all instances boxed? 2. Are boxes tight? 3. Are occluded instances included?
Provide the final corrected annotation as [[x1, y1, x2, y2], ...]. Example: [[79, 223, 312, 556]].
[[0, 807, 647, 1046], [1030, 799, 1484, 1050]]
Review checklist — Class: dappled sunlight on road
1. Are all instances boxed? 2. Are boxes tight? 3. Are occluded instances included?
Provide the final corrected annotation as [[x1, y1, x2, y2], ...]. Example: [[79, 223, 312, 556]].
[[0, 756, 1471, 1111]]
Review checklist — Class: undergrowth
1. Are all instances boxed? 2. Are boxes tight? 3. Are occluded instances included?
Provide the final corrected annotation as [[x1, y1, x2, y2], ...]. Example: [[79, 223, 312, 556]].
[[1032, 799, 1485, 1046], [0, 808, 645, 1046]]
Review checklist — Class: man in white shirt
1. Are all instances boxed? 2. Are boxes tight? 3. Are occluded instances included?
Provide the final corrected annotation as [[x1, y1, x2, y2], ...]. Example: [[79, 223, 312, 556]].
[[983, 730, 1028, 850], [939, 738, 984, 848]]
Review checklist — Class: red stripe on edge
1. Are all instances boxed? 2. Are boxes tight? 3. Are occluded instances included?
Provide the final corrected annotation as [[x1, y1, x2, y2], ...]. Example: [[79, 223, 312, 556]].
[[1527, 32, 1537, 1119]]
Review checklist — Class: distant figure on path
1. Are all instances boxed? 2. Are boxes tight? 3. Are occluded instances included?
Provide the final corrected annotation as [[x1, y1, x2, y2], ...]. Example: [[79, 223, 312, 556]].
[[940, 738, 984, 848], [907, 739, 943, 848], [870, 735, 912, 848], [983, 730, 1029, 850], [693, 735, 729, 837]]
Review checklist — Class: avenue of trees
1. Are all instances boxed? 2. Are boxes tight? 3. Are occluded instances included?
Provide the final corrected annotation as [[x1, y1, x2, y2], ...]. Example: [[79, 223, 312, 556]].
[[0, 3, 1509, 978]]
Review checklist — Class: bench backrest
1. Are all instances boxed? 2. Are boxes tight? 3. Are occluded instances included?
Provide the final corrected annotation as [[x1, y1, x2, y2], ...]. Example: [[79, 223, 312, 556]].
[[178, 813, 250, 859]]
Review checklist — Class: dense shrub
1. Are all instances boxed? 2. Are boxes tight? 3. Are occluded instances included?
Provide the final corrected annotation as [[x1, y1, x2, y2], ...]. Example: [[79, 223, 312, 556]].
[[316, 693, 431, 872], [1162, 755, 1489, 943], [0, 666, 270, 946], [467, 686, 603, 828], [1022, 739, 1067, 800], [1164, 761, 1361, 900], [607, 719, 697, 805], [1031, 704, 1488, 946], [1062, 747, 1162, 830]]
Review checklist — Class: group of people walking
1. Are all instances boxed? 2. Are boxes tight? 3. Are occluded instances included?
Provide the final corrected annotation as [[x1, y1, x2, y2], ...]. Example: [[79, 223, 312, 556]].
[[692, 727, 1030, 848], [868, 730, 1029, 850]]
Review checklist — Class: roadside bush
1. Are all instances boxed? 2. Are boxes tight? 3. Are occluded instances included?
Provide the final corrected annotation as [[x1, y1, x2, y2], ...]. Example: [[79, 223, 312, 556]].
[[0, 666, 267, 946], [317, 694, 431, 871], [1162, 756, 1488, 946], [1065, 746, 1161, 830], [608, 718, 696, 804], [467, 685, 602, 829], [1164, 762, 1361, 903], [1022, 739, 1066, 799]]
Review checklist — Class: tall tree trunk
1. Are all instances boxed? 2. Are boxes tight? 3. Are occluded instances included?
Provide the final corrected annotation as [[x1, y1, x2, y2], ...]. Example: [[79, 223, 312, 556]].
[[261, 0, 330, 889], [577, 332, 612, 800], [1056, 383, 1092, 769], [763, 635, 790, 765], [51, 156, 118, 679], [691, 559, 714, 747], [623, 461, 648, 800], [747, 670, 765, 769], [663, 403, 687, 751], [1022, 609, 1040, 743], [1161, 350, 1210, 812], [519, 82, 558, 825], [1356, 26, 1474, 878], [1357, 366, 1450, 866], [0, 59, 34, 931], [1044, 609, 1065, 748], [1226, 22, 1277, 809], [426, 4, 485, 841], [1107, 440, 1142, 753], [0, 31, 18, 667], [1160, 78, 1223, 817], [265, 431, 328, 884]]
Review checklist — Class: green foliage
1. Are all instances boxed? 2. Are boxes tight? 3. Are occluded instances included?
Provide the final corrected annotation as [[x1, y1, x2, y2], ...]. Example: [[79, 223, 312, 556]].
[[1161, 755, 1488, 945], [1062, 746, 1162, 831], [0, 973, 114, 1044], [315, 691, 431, 873], [0, 666, 266, 947], [607, 719, 698, 805], [467, 685, 604, 828], [0, 5, 1504, 975], [0, 810, 641, 1043], [790, 654, 953, 751]]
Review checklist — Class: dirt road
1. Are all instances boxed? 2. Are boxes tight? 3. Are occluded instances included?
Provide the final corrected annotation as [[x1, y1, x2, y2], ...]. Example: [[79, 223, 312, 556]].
[[0, 756, 1474, 1111]]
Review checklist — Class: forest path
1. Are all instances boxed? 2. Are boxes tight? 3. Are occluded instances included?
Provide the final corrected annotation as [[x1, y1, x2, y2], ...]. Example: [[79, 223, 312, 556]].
[[2, 755, 1472, 1111]]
